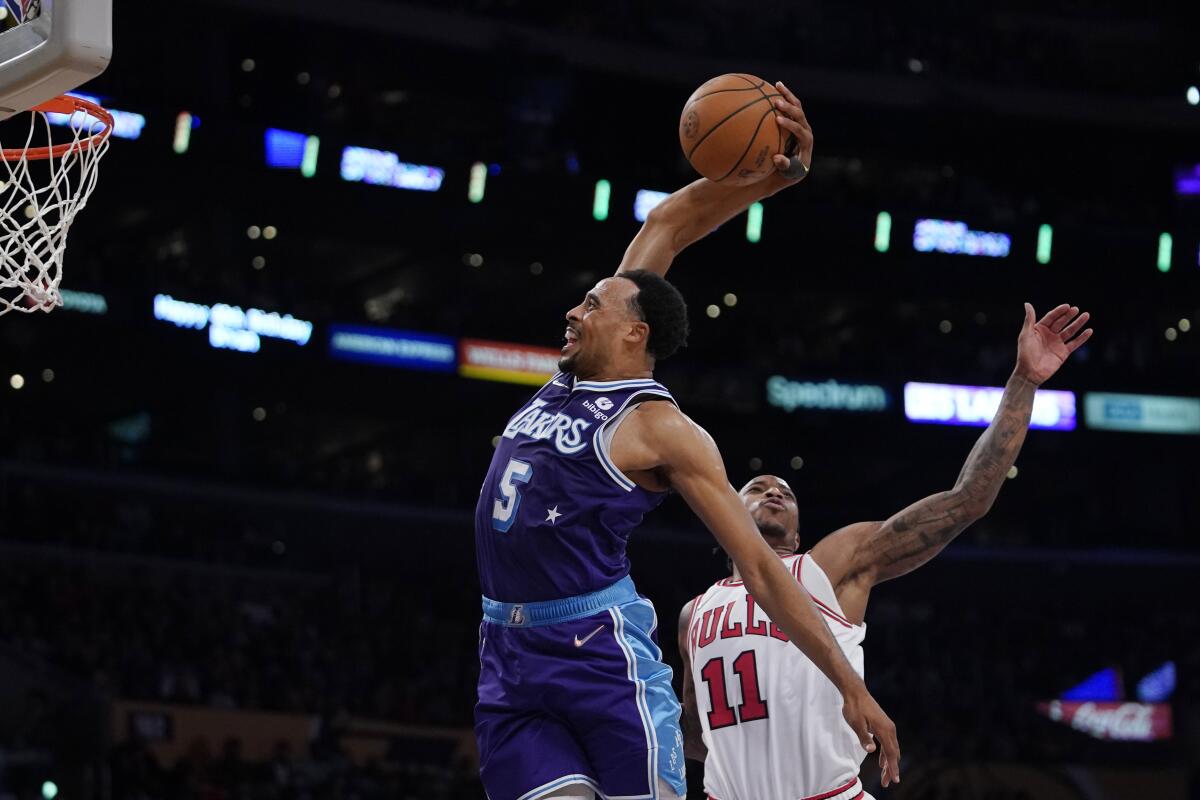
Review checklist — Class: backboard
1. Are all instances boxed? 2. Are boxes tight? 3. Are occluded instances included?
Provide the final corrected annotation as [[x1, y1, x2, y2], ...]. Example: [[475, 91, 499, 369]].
[[0, 0, 111, 119]]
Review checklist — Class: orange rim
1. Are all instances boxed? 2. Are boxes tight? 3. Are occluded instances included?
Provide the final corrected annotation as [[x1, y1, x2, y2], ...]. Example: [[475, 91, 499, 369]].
[[0, 94, 114, 162]]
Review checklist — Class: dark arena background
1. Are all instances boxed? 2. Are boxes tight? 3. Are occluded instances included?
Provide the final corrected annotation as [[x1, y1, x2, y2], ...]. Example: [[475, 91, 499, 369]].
[[1, 1, 1199, 799]]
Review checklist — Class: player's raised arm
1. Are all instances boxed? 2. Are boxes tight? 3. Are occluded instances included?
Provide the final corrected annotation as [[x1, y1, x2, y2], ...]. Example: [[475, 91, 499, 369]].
[[617, 81, 813, 277], [816, 304, 1093, 608], [610, 400, 901, 785]]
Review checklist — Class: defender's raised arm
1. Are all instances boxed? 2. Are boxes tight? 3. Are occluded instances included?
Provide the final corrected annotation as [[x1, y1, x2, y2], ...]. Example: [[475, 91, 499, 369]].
[[815, 304, 1093, 620]]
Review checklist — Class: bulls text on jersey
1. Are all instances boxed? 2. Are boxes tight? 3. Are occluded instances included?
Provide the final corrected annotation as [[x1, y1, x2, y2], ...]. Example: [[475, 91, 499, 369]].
[[692, 592, 791, 652]]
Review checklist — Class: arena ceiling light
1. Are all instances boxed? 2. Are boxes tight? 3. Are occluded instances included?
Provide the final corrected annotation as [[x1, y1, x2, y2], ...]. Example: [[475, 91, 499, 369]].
[[339, 146, 443, 191], [1036, 224, 1053, 264], [746, 202, 763, 243], [173, 112, 196, 154], [912, 218, 1010, 258], [1157, 233, 1172, 272], [265, 128, 319, 177], [592, 180, 611, 221], [468, 161, 487, 203], [874, 212, 892, 253]]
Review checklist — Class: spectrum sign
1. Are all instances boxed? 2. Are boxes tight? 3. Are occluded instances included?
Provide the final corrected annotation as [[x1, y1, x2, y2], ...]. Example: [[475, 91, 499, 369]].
[[904, 382, 1076, 430], [1084, 392, 1200, 435], [459, 339, 560, 386], [767, 376, 889, 413], [329, 325, 456, 372]]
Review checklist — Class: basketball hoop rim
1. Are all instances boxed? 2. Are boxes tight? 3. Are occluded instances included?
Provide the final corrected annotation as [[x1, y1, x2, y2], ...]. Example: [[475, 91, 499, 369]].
[[0, 94, 113, 162]]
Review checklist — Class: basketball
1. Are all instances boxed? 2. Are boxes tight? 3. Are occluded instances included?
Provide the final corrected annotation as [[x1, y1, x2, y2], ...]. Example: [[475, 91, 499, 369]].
[[679, 73, 784, 185]]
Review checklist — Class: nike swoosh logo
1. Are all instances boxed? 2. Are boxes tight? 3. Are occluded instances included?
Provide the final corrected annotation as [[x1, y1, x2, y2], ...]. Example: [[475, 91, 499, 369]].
[[553, 380, 568, 387], [573, 624, 605, 648]]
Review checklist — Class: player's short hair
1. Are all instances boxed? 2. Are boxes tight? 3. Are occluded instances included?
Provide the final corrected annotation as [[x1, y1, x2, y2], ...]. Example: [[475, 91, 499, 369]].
[[616, 270, 689, 361]]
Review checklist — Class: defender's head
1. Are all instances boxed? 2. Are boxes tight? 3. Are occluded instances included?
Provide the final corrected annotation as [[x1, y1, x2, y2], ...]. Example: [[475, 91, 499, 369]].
[[559, 270, 689, 378], [738, 474, 801, 555]]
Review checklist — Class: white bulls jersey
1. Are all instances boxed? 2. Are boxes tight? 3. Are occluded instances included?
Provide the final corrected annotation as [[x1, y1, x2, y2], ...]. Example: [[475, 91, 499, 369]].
[[686, 553, 870, 800]]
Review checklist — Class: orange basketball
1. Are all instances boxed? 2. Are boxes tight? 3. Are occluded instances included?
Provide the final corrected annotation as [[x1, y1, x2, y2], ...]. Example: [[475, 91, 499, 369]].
[[679, 73, 783, 185]]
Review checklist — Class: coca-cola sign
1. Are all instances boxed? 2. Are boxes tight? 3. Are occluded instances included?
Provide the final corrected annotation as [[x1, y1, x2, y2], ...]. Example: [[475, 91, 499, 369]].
[[1036, 700, 1172, 741]]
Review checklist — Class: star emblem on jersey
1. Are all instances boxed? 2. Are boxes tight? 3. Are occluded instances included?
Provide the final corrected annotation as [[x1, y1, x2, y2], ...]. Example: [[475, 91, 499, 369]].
[[546, 506, 562, 523]]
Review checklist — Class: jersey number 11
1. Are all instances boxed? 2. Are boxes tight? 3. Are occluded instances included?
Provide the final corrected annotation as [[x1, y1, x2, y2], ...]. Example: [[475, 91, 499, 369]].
[[700, 650, 770, 730]]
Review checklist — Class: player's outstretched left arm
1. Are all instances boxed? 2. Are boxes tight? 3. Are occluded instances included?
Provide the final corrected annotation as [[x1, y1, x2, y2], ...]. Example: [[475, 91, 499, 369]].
[[815, 304, 1093, 619], [616, 81, 813, 277]]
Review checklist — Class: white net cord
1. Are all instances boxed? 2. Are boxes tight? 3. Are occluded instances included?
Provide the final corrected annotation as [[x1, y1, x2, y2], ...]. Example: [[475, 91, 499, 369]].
[[0, 103, 110, 314]]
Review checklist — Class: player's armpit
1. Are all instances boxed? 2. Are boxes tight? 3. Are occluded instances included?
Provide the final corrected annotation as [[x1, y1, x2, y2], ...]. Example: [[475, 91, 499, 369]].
[[605, 400, 684, 491], [812, 512, 970, 624], [810, 521, 881, 589], [677, 599, 707, 761], [809, 521, 883, 625]]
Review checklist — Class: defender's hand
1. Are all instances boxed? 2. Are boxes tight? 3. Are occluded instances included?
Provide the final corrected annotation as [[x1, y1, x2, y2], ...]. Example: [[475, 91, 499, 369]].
[[842, 685, 900, 787], [770, 81, 813, 181], [1016, 303, 1093, 385]]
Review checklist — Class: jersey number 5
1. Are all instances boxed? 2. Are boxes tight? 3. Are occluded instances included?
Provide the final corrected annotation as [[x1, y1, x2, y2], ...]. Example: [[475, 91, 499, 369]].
[[699, 650, 769, 730], [492, 458, 533, 532]]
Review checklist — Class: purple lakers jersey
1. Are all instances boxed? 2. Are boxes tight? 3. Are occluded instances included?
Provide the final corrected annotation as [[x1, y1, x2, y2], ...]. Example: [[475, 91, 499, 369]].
[[474, 373, 677, 602]]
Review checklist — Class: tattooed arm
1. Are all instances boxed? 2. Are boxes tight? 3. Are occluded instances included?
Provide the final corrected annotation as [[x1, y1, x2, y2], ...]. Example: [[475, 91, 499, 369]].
[[822, 371, 1036, 585], [814, 303, 1093, 623]]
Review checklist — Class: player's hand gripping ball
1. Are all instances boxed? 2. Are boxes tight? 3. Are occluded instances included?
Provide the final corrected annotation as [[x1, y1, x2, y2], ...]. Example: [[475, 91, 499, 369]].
[[679, 73, 812, 185]]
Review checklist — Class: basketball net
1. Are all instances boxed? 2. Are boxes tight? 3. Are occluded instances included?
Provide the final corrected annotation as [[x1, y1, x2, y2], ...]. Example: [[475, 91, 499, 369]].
[[0, 94, 112, 315]]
